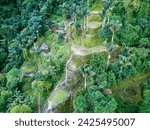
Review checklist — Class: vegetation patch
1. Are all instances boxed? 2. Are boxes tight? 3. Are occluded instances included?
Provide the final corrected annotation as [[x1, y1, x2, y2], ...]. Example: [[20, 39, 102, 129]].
[[50, 89, 69, 105]]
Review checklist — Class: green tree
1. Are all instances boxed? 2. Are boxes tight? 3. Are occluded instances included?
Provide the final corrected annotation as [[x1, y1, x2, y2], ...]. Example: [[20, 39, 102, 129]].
[[6, 68, 20, 89], [109, 20, 122, 43], [0, 73, 6, 87], [73, 86, 117, 113], [31, 80, 50, 112], [40, 0, 53, 19], [28, 10, 46, 36], [140, 90, 150, 113], [0, 97, 5, 112], [73, 89, 88, 113]]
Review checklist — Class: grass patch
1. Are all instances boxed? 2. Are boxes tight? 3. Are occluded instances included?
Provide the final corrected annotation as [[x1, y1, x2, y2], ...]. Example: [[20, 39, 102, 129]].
[[88, 14, 102, 22], [73, 30, 103, 47], [112, 72, 150, 104], [50, 89, 69, 105], [82, 35, 102, 47], [91, 0, 102, 11], [48, 14, 63, 24]]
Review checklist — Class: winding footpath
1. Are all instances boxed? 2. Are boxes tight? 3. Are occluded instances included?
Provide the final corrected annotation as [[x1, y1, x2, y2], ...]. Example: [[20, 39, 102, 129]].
[[43, 7, 107, 113]]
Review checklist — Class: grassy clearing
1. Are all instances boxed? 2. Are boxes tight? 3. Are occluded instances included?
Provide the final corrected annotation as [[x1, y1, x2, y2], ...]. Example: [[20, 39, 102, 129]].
[[111, 72, 150, 104], [73, 29, 103, 47], [50, 89, 69, 105]]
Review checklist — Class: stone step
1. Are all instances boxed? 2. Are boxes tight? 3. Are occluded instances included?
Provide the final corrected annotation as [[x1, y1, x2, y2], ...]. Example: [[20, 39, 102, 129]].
[[89, 10, 100, 15], [87, 21, 101, 29]]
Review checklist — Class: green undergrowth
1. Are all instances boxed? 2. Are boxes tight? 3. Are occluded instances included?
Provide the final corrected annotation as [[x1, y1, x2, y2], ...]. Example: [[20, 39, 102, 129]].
[[71, 2, 103, 47], [48, 14, 63, 25], [36, 31, 54, 48], [112, 72, 150, 104], [91, 0, 102, 11], [73, 30, 103, 47], [18, 29, 71, 111]]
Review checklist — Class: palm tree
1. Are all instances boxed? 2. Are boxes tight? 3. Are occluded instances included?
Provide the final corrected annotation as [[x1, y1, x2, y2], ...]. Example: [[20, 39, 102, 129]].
[[32, 80, 48, 113], [109, 21, 122, 43], [80, 65, 95, 89]]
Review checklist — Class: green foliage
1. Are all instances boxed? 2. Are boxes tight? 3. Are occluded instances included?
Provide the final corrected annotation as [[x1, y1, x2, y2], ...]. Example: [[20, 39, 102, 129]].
[[0, 48, 7, 66], [139, 38, 150, 48], [61, 0, 88, 20], [0, 0, 47, 72], [1, 90, 12, 100], [88, 53, 108, 89], [94, 97, 117, 113], [73, 89, 88, 113], [116, 23, 140, 46], [50, 89, 69, 105], [22, 62, 37, 74], [107, 71, 116, 87], [10, 104, 32, 113], [140, 90, 150, 113], [73, 86, 117, 113], [0, 0, 149, 113], [6, 41, 23, 71], [31, 80, 51, 94], [6, 68, 20, 89], [0, 97, 5, 112], [28, 10, 46, 36], [90, 53, 107, 72], [115, 97, 139, 113], [100, 0, 150, 47], [40, 0, 54, 19], [0, 73, 7, 87]]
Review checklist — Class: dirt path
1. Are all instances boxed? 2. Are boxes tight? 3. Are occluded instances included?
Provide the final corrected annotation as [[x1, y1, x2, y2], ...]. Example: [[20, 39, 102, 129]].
[[71, 44, 107, 56], [87, 21, 101, 29], [90, 11, 100, 15]]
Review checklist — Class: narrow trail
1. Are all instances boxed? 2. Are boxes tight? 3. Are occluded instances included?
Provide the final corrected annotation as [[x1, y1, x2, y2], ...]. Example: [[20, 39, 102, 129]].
[[43, 2, 106, 113], [44, 43, 108, 113], [71, 44, 107, 56], [89, 11, 100, 15], [87, 10, 101, 29], [44, 54, 73, 113]]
